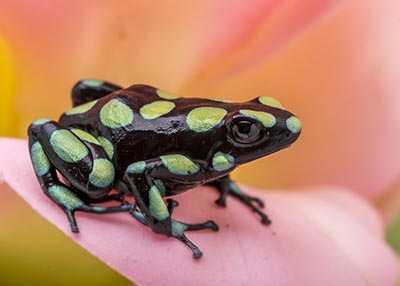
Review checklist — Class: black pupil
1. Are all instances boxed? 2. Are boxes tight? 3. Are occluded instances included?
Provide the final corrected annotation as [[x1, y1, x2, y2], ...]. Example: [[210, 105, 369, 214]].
[[237, 122, 252, 135]]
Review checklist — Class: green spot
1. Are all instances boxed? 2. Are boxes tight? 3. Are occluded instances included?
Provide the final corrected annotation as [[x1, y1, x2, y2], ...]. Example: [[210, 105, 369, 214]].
[[212, 98, 232, 103], [31, 142, 50, 176], [98, 136, 114, 159], [212, 152, 235, 172], [258, 96, 284, 109], [160, 154, 200, 175], [286, 116, 302, 134], [32, 118, 51, 126], [240, 109, 276, 128], [127, 161, 146, 174], [50, 129, 89, 163], [140, 100, 175, 120], [71, 129, 100, 145], [186, 107, 227, 133], [82, 79, 104, 87], [156, 89, 180, 99], [154, 179, 166, 196], [48, 185, 84, 210], [172, 220, 187, 237], [148, 185, 169, 220], [100, 99, 134, 128], [229, 181, 242, 194], [65, 100, 98, 115], [89, 159, 115, 188]]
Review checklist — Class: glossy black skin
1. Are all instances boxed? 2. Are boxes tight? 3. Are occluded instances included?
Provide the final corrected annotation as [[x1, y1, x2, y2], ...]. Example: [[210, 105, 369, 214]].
[[28, 80, 301, 258]]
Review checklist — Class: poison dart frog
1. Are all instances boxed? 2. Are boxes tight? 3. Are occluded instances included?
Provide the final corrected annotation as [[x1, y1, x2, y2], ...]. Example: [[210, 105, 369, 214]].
[[28, 79, 302, 258]]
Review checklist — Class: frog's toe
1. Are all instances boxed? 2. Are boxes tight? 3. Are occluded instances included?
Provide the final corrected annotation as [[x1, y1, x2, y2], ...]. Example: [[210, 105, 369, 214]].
[[166, 198, 179, 214], [175, 234, 203, 259], [214, 196, 227, 207]]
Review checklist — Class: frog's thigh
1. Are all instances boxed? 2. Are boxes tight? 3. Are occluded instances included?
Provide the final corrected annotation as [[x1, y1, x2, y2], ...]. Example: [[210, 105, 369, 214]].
[[28, 119, 115, 197]]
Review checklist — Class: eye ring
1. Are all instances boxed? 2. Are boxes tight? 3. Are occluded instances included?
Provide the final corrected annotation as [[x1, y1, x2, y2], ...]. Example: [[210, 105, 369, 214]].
[[231, 120, 262, 144]]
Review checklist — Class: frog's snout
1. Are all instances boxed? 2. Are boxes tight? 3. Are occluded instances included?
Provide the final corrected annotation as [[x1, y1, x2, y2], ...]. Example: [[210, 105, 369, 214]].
[[284, 115, 302, 143]]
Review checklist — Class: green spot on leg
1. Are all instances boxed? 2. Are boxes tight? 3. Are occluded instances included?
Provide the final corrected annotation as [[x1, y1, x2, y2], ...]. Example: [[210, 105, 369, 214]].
[[127, 161, 146, 174], [65, 100, 98, 115], [258, 96, 284, 109], [212, 152, 235, 171], [229, 181, 242, 194], [186, 107, 227, 132], [286, 116, 302, 134], [89, 159, 115, 188], [50, 129, 89, 163], [160, 154, 200, 175], [240, 109, 276, 128], [98, 136, 114, 159], [82, 79, 104, 87], [172, 220, 187, 237], [71, 129, 100, 145], [48, 185, 84, 210], [156, 89, 180, 99], [32, 118, 51, 126], [31, 142, 50, 176], [154, 179, 166, 196], [140, 100, 175, 120], [100, 99, 134, 128], [149, 185, 169, 220]]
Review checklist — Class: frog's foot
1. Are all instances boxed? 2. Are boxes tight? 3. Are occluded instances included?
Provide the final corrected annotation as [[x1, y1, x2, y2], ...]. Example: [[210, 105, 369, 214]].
[[171, 219, 219, 259], [56, 191, 135, 233], [207, 175, 271, 225]]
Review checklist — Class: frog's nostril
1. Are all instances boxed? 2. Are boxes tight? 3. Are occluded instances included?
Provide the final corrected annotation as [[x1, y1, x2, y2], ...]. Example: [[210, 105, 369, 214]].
[[284, 131, 291, 138]]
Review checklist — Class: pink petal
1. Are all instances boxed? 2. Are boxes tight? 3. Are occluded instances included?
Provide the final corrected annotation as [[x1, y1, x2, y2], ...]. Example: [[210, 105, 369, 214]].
[[1, 138, 398, 285], [186, 0, 400, 197]]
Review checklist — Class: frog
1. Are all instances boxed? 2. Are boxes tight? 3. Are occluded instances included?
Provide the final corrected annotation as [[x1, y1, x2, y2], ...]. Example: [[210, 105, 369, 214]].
[[28, 79, 302, 258]]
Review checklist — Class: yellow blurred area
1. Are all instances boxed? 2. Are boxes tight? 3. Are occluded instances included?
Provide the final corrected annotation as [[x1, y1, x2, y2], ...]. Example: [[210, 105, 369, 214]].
[[0, 35, 18, 136], [0, 184, 131, 285]]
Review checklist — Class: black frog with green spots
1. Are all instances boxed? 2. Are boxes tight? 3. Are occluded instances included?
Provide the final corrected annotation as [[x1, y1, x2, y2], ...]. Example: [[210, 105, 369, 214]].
[[28, 79, 302, 258]]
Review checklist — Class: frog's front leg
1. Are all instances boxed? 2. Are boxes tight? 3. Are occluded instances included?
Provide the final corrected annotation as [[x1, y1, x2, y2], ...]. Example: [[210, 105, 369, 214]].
[[28, 119, 134, 232], [124, 155, 218, 259], [206, 175, 271, 225]]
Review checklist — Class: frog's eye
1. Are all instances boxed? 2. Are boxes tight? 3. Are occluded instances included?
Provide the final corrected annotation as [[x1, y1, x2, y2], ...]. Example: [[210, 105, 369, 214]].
[[231, 120, 261, 144]]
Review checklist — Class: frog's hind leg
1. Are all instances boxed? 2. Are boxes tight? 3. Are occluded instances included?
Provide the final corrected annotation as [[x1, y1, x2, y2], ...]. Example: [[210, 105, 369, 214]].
[[71, 79, 122, 107], [28, 119, 133, 233], [206, 175, 271, 225], [124, 159, 218, 258]]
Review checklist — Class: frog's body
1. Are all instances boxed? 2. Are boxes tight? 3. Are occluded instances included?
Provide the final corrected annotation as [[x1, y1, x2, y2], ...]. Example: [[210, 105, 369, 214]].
[[28, 80, 301, 258]]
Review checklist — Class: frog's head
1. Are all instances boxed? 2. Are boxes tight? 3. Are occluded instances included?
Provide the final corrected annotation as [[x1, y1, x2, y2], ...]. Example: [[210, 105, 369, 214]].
[[221, 96, 302, 165]]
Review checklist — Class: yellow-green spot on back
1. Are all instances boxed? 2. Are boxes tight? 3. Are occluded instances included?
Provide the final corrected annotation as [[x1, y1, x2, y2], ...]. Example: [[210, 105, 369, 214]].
[[212, 98, 232, 103], [32, 118, 51, 126], [71, 129, 100, 145], [286, 116, 302, 134], [160, 154, 200, 175], [89, 158, 115, 188], [212, 152, 235, 172], [186, 107, 227, 133], [156, 89, 180, 99], [140, 100, 175, 120], [127, 161, 146, 174], [98, 136, 114, 159], [31, 142, 50, 176], [82, 79, 104, 87], [258, 96, 284, 109], [240, 109, 276, 128], [149, 185, 169, 220], [100, 99, 134, 128], [48, 185, 84, 210], [50, 129, 89, 163], [65, 100, 98, 115]]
